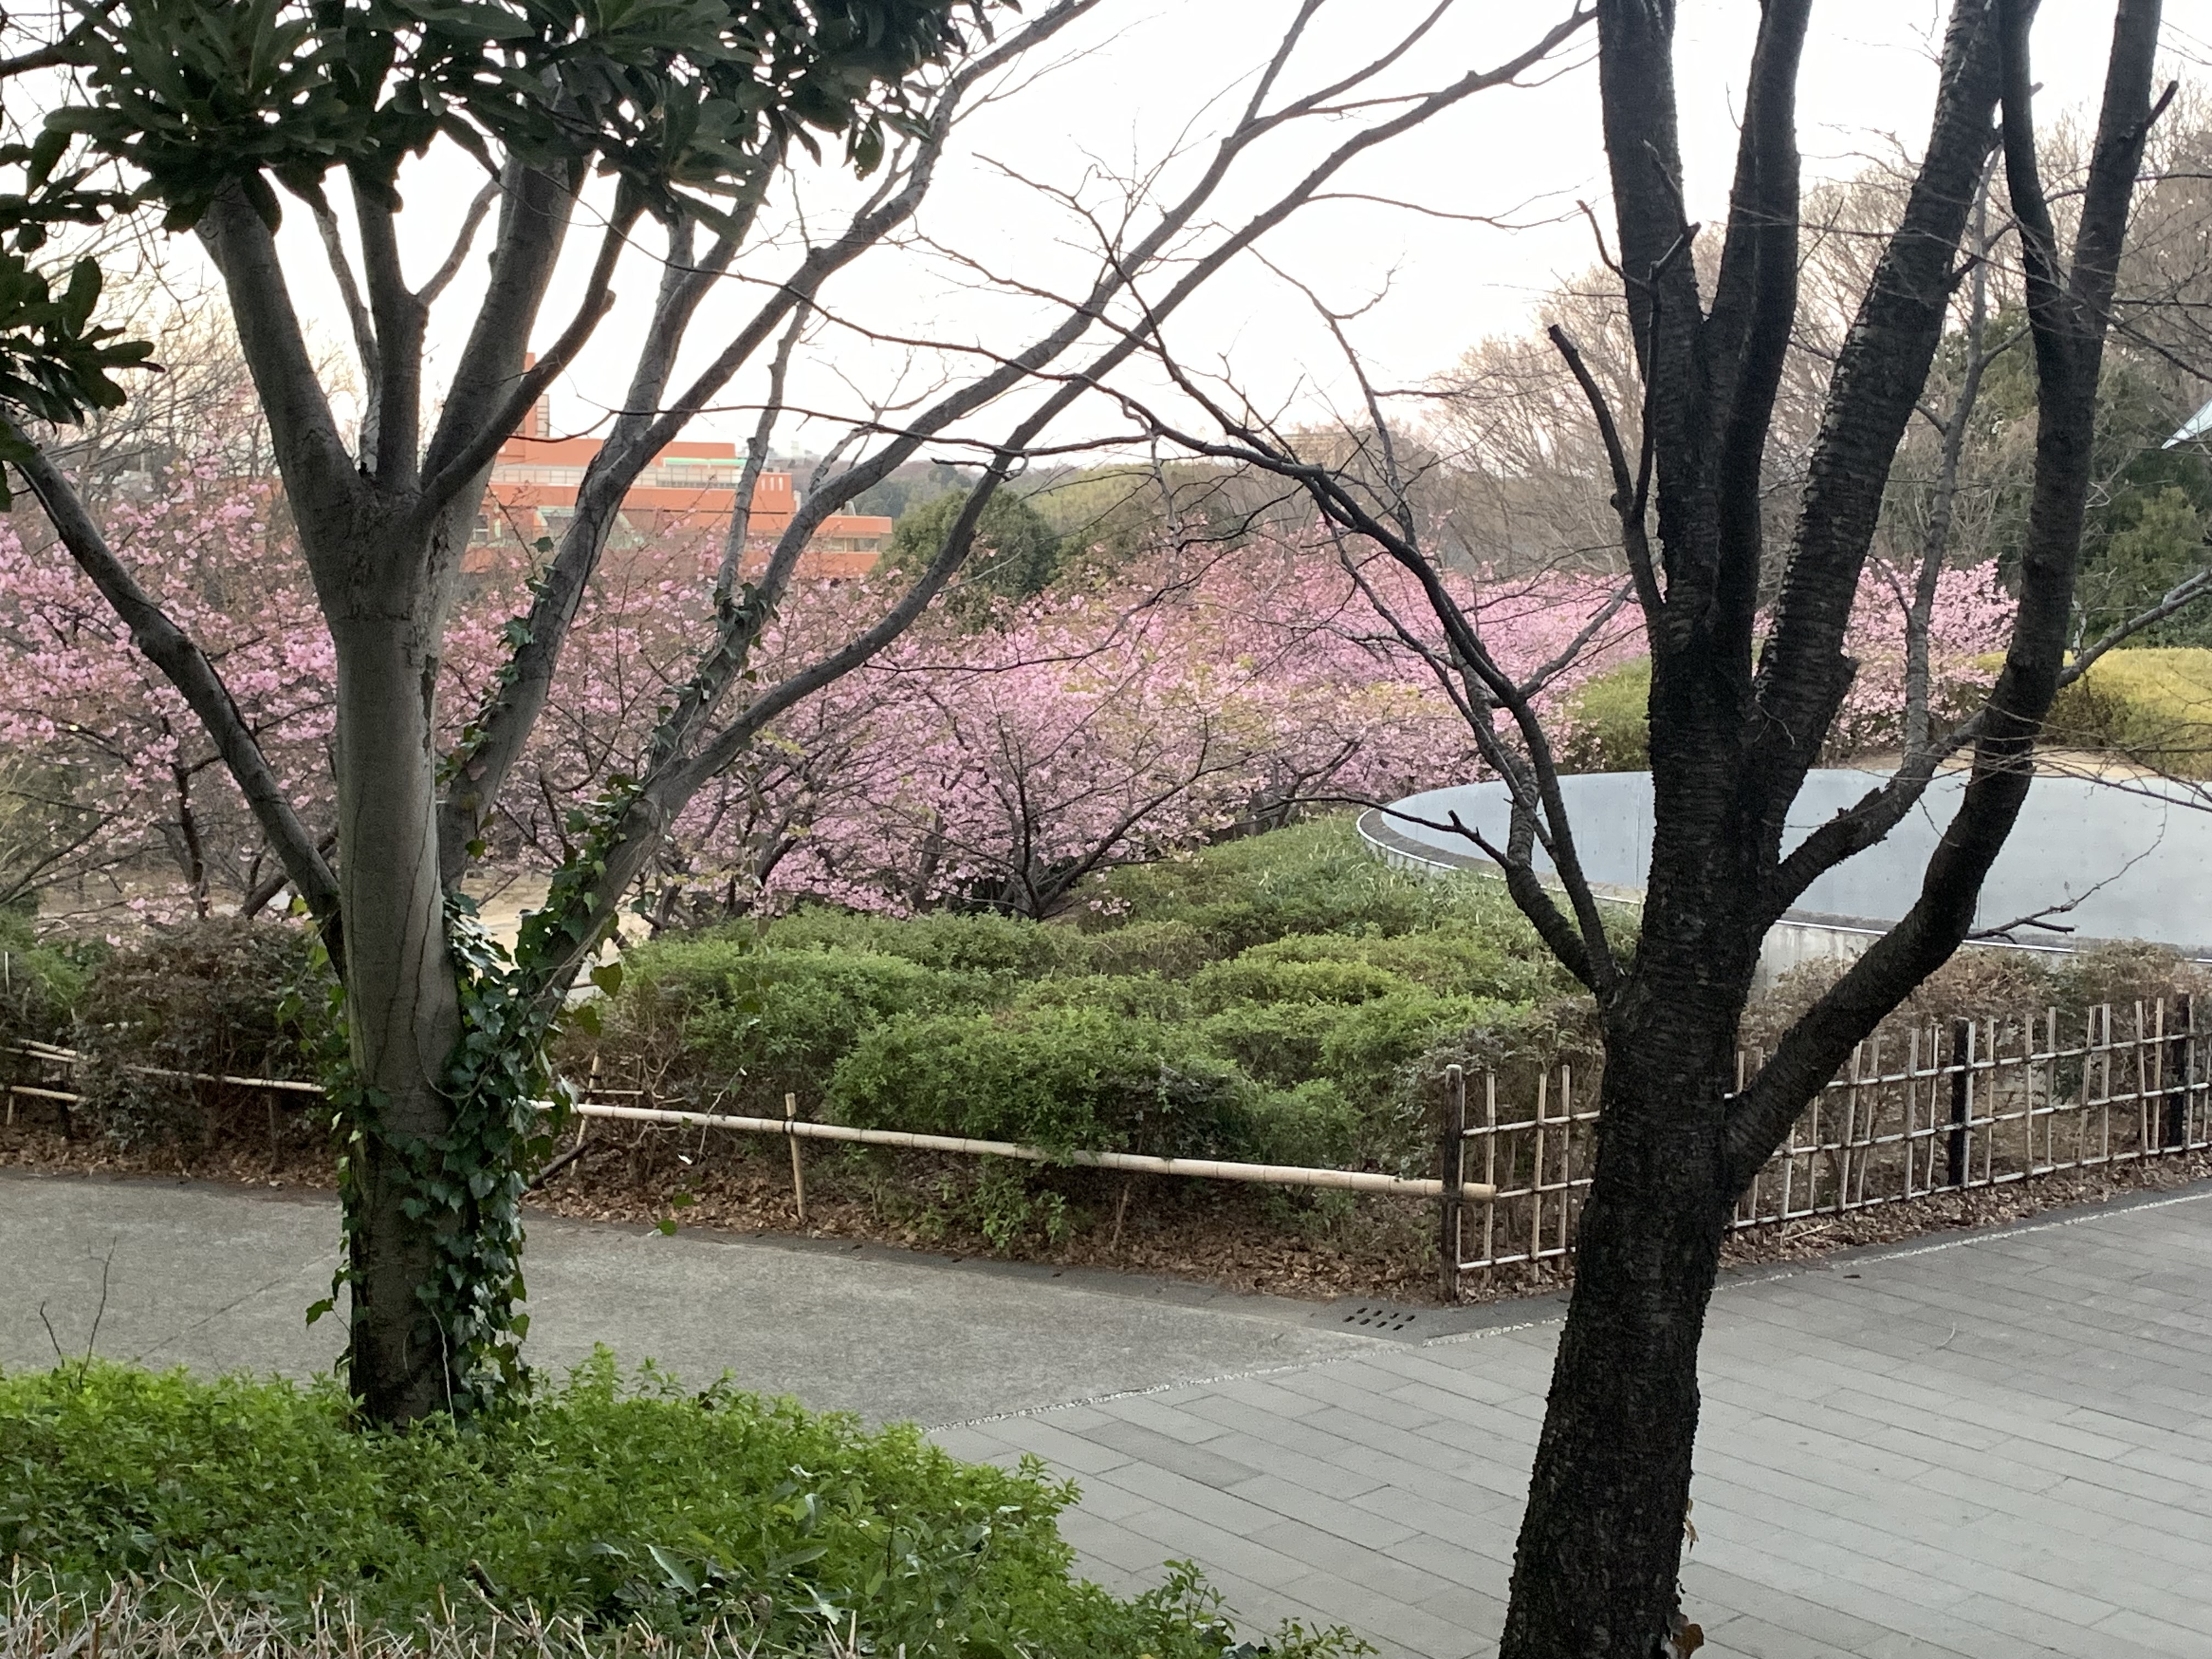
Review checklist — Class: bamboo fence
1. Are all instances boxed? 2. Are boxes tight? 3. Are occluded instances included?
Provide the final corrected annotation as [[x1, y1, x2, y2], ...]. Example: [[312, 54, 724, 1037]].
[[11, 995, 2206, 1301], [1443, 995, 2204, 1293]]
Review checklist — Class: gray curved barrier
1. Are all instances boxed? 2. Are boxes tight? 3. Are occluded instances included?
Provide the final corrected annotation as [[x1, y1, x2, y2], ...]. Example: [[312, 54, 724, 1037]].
[[1364, 768, 2212, 979]]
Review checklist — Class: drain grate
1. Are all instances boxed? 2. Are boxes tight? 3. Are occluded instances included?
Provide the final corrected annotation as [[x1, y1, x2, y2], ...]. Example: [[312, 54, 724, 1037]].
[[1338, 1301, 1421, 1334]]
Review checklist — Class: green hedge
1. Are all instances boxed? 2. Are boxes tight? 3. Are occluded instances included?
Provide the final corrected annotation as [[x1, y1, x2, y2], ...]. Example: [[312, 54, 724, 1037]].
[[620, 943, 998, 1111], [583, 819, 1581, 1191], [2044, 647, 2212, 777], [762, 906, 1073, 978], [0, 1356, 1358, 1657], [1086, 819, 1531, 953], [828, 1006, 1251, 1156], [1559, 658, 1650, 773]]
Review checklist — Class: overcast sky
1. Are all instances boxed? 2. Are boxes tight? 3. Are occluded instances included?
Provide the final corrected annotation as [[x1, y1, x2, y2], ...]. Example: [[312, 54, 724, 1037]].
[[236, 0, 2208, 464]]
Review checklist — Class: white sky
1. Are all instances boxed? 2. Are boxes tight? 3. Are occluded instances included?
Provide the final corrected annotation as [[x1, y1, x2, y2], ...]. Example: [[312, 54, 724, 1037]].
[[227, 0, 2210, 464]]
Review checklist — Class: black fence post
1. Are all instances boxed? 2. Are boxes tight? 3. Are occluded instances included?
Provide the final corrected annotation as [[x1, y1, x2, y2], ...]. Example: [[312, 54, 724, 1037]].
[[1946, 1018, 1972, 1188], [2165, 994, 2193, 1152], [1440, 1064, 1466, 1305]]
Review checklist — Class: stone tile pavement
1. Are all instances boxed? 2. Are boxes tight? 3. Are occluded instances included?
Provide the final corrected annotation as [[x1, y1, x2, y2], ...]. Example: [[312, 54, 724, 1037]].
[[933, 1187, 2212, 1658], [11, 1167, 2211, 1656]]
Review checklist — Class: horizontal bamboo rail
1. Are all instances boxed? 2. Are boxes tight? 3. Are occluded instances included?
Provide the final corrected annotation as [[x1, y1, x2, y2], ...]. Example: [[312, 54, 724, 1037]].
[[13, 1041, 326, 1095], [1, 1044, 1494, 1201], [563, 1099, 1497, 1200]]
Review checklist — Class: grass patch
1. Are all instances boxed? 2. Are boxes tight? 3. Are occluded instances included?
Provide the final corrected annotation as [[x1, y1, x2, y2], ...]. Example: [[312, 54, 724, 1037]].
[[0, 1355, 1364, 1657]]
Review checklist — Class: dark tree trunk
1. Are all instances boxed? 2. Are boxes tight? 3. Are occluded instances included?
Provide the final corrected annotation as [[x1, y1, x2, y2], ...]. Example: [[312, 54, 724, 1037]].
[[1488, 3, 2166, 1651], [1501, 868, 1759, 1655], [1501, 1104, 1728, 1654]]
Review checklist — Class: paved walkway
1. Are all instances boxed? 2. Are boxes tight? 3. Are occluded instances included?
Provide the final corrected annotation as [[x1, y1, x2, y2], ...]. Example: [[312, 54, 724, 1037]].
[[7, 1169, 2212, 1658]]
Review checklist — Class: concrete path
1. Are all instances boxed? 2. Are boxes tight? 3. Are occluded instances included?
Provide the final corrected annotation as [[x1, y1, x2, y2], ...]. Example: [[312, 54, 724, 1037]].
[[7, 1169, 2212, 1658], [0, 1171, 1372, 1425]]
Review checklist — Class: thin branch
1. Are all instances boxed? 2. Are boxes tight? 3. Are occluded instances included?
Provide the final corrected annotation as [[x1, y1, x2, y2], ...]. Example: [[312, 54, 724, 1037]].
[[415, 180, 502, 307], [1547, 324, 1662, 629], [416, 201, 640, 516], [716, 301, 809, 603]]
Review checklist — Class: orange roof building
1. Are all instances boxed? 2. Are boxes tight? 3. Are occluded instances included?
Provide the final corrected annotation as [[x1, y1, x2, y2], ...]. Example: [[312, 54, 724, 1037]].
[[475, 393, 891, 579]]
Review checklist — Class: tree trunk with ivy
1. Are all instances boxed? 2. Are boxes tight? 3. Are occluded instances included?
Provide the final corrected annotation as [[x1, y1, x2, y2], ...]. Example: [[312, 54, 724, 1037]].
[[3, 0, 1598, 1428]]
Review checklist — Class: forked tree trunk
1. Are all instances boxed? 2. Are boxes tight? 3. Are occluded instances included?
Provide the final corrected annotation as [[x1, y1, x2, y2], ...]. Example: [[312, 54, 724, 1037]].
[[1489, 0, 2163, 1648], [329, 606, 464, 1423]]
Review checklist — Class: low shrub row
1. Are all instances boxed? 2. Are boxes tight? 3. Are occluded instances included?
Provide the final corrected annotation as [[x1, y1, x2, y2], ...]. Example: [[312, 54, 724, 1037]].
[[0, 913, 332, 1152], [583, 819, 1584, 1178], [2044, 646, 2212, 778], [0, 1355, 1361, 1657]]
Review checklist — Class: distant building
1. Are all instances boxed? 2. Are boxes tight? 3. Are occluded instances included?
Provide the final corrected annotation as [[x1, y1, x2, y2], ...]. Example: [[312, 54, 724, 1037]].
[[474, 389, 892, 578]]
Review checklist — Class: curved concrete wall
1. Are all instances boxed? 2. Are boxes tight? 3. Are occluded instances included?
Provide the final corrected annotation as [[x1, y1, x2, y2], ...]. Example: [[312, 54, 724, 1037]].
[[1368, 768, 2212, 978]]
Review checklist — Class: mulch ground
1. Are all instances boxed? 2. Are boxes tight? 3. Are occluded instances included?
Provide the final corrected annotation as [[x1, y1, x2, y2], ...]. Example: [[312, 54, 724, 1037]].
[[8, 1092, 2209, 1308]]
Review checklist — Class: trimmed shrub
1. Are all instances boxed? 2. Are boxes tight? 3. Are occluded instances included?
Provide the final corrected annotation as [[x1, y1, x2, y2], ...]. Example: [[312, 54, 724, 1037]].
[[574, 819, 1579, 1196], [828, 1007, 1249, 1156], [762, 906, 1071, 978], [1089, 817, 1531, 953], [1245, 1080, 1364, 1170], [0, 1356, 1361, 1657], [71, 917, 330, 1149], [1012, 970, 1197, 1021], [1195, 991, 1500, 1125], [1559, 657, 1650, 772], [1189, 953, 1412, 1011], [1057, 917, 1217, 977], [2044, 647, 2212, 777], [597, 941, 997, 1112], [1236, 930, 1566, 1005]]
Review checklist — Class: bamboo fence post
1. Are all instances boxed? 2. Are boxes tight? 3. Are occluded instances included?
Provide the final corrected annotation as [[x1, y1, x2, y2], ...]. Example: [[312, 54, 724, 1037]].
[[1439, 1065, 1466, 1304], [2165, 994, 2192, 1151], [1481, 1070, 1497, 1277], [2100, 1003, 2113, 1163], [1947, 1018, 1972, 1189], [2138, 1000, 2154, 1154], [1556, 1064, 1573, 1260], [785, 1092, 808, 1226], [1735, 1048, 1752, 1222], [1530, 1068, 1548, 1282]]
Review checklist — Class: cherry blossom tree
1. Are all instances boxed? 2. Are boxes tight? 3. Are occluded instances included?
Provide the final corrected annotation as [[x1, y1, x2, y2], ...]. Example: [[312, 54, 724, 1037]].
[[0, 0, 1601, 1424], [0, 459, 333, 919]]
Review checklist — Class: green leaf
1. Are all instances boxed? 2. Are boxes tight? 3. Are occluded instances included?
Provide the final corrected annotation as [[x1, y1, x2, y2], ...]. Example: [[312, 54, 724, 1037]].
[[645, 1542, 697, 1595]]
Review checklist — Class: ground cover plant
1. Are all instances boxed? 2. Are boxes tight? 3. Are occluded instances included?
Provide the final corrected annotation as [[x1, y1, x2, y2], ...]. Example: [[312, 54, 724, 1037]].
[[0, 1353, 1363, 1659]]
